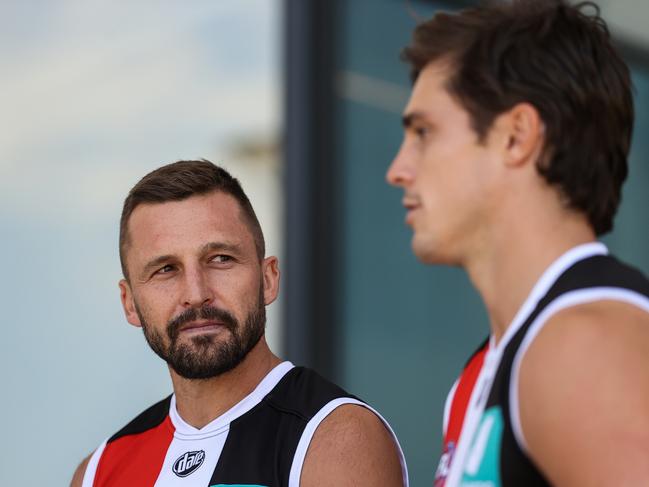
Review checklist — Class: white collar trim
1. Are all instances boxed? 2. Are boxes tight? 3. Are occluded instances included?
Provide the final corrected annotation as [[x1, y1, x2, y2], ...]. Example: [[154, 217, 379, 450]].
[[169, 361, 295, 439], [495, 241, 608, 352]]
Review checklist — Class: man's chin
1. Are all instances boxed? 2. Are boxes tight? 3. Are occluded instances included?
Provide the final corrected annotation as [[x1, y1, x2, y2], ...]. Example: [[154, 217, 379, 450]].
[[412, 235, 457, 266], [167, 355, 236, 380], [412, 235, 438, 264], [165, 340, 246, 380]]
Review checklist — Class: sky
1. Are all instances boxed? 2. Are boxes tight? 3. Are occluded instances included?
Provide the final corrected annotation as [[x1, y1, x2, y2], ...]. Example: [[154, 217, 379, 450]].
[[0, 1, 282, 484]]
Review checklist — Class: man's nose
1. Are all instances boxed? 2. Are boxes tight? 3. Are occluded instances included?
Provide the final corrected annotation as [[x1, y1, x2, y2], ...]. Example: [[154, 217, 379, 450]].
[[386, 144, 413, 187], [181, 268, 213, 308]]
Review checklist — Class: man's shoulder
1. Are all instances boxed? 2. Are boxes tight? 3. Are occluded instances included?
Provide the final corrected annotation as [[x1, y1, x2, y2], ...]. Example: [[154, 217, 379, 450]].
[[300, 402, 406, 486], [266, 367, 406, 486], [107, 394, 173, 443], [520, 297, 649, 387], [517, 299, 649, 484], [529, 298, 649, 360]]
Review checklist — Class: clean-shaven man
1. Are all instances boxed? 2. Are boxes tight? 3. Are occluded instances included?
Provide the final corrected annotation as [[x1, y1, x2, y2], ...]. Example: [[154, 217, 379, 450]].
[[388, 1, 649, 485]]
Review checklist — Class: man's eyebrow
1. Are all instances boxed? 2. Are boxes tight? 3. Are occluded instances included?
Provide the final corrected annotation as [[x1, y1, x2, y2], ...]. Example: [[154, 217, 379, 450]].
[[201, 241, 242, 254], [141, 255, 175, 276], [137, 242, 243, 279]]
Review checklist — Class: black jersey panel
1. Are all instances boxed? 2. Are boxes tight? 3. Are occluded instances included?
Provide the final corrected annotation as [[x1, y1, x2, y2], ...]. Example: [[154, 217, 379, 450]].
[[499, 412, 551, 486], [542, 255, 649, 305], [208, 397, 305, 486], [108, 395, 172, 443], [265, 366, 359, 418], [209, 367, 359, 487], [486, 254, 649, 486]]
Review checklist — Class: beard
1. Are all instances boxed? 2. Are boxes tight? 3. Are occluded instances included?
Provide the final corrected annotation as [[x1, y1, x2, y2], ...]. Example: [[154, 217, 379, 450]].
[[136, 286, 266, 380]]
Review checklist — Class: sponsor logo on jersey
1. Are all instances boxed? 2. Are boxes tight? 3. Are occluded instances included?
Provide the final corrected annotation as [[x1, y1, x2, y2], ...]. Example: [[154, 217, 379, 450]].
[[173, 450, 205, 477], [460, 406, 503, 487], [434, 441, 455, 487]]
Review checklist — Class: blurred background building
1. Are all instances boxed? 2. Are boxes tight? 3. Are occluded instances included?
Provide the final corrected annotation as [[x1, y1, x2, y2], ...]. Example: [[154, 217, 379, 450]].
[[1, 0, 648, 485], [284, 0, 649, 485], [0, 2, 283, 485]]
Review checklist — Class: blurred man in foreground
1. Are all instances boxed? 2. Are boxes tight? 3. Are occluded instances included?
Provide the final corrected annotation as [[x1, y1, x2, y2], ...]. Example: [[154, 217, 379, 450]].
[[387, 1, 649, 485], [72, 160, 408, 486]]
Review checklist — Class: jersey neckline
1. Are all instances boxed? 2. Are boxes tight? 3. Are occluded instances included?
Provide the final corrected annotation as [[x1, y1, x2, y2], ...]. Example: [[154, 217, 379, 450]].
[[169, 361, 295, 439], [444, 242, 608, 486], [493, 241, 608, 354]]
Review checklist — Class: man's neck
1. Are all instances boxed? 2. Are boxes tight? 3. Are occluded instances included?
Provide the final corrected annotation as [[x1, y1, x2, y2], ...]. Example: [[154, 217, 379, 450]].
[[464, 208, 596, 344], [169, 337, 282, 429]]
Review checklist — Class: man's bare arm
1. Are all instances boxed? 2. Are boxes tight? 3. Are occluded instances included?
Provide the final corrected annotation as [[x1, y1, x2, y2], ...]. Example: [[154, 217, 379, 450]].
[[70, 453, 91, 487], [520, 300, 649, 486], [300, 404, 405, 486]]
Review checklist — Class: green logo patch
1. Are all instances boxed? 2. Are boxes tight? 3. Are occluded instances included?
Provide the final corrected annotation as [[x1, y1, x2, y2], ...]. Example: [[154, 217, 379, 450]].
[[460, 406, 504, 487]]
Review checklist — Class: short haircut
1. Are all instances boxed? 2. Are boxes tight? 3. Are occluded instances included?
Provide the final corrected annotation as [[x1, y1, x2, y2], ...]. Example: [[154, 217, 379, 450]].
[[119, 159, 265, 279], [402, 0, 633, 235]]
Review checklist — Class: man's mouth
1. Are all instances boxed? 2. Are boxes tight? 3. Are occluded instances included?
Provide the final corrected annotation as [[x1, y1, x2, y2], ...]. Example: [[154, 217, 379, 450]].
[[402, 196, 421, 225], [178, 320, 227, 334]]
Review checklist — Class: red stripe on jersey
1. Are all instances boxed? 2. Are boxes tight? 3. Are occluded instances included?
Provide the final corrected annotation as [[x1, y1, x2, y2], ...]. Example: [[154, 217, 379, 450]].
[[444, 344, 487, 446], [434, 342, 488, 487], [93, 415, 174, 486]]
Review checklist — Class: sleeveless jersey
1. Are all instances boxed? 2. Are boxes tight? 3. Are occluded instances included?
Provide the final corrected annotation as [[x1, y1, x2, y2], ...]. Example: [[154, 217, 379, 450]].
[[441, 242, 649, 486], [82, 362, 409, 487], [434, 339, 488, 487]]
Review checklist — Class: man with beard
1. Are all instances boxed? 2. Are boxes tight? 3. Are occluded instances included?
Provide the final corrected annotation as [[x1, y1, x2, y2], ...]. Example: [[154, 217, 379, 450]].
[[71, 160, 408, 487], [387, 1, 649, 486]]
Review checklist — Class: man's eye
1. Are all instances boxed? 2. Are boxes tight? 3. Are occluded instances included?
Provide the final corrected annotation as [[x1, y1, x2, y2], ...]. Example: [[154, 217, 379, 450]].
[[414, 126, 429, 139], [211, 255, 232, 263], [157, 264, 175, 275]]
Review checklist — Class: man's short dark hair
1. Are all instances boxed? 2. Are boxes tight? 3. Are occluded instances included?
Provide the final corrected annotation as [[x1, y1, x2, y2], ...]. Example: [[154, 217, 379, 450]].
[[402, 0, 633, 235], [119, 159, 265, 279]]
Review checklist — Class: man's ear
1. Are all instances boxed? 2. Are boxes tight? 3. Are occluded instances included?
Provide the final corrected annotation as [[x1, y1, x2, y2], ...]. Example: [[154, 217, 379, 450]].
[[261, 256, 280, 306], [119, 279, 142, 328], [501, 102, 545, 168]]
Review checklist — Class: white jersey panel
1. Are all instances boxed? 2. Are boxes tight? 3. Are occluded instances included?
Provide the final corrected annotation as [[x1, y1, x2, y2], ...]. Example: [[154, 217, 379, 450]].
[[153, 426, 229, 486], [81, 439, 107, 487]]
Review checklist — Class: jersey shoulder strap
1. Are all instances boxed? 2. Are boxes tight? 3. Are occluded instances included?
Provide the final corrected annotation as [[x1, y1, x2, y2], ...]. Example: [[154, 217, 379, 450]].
[[108, 394, 172, 442]]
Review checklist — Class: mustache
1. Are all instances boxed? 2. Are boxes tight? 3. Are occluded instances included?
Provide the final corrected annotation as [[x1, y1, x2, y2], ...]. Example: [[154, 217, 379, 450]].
[[167, 305, 237, 340]]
